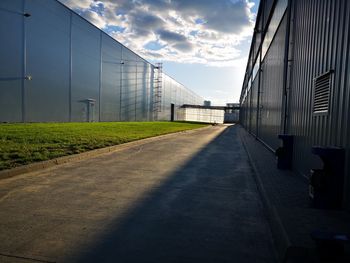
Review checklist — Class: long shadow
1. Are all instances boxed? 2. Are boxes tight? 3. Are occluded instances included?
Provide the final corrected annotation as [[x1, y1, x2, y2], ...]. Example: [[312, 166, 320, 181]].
[[75, 125, 276, 263]]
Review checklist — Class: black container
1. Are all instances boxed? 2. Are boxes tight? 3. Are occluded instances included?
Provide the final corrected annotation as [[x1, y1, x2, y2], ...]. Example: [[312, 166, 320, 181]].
[[310, 146, 345, 209], [276, 134, 294, 170]]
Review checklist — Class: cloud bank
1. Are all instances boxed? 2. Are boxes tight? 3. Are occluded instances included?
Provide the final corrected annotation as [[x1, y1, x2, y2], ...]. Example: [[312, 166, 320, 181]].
[[59, 0, 256, 66]]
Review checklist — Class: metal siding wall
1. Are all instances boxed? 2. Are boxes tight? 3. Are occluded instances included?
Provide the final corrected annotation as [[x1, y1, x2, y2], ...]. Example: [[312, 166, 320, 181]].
[[239, 100, 244, 127], [163, 75, 171, 120], [263, 0, 275, 27], [240, 0, 350, 208], [250, 74, 259, 135], [247, 90, 252, 132], [137, 62, 150, 121], [135, 60, 143, 121], [149, 65, 154, 119], [289, 0, 350, 207], [0, 0, 203, 123], [157, 74, 203, 121], [71, 14, 101, 122], [240, 99, 248, 128], [258, 13, 286, 150], [0, 0, 23, 122], [165, 76, 172, 120], [101, 34, 122, 122], [244, 99, 249, 128], [25, 0, 70, 122], [239, 102, 244, 127], [120, 47, 136, 121]]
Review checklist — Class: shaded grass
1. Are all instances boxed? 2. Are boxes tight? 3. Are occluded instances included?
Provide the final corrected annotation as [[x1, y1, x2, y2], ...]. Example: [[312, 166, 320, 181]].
[[0, 121, 208, 170]]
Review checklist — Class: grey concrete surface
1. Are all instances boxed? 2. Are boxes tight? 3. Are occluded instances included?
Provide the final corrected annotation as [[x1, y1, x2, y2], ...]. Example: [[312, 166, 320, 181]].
[[239, 126, 350, 262], [0, 125, 277, 263]]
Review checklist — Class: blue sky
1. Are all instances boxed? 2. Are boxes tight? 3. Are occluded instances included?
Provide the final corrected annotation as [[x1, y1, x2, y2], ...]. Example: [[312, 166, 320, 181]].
[[59, 0, 260, 105]]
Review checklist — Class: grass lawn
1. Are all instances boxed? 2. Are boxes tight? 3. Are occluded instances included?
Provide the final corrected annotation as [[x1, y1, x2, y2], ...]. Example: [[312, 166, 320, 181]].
[[0, 121, 208, 170]]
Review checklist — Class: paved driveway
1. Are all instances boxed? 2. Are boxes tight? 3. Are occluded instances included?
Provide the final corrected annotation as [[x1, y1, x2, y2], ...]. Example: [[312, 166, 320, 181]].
[[0, 125, 277, 263]]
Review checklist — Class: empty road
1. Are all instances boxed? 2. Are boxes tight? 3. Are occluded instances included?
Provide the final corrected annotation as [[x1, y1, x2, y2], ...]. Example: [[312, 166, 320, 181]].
[[0, 124, 277, 263]]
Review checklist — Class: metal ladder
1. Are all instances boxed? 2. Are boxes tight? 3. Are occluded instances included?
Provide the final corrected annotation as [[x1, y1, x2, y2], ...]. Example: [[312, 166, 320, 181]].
[[153, 63, 163, 120]]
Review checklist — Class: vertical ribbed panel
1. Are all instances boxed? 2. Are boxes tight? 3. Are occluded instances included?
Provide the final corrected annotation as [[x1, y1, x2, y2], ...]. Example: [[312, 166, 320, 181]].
[[240, 0, 350, 208], [156, 74, 204, 121], [0, 0, 203, 122], [250, 74, 259, 136], [247, 90, 252, 132], [289, 0, 350, 190], [263, 0, 275, 28], [0, 0, 24, 122], [259, 14, 287, 150], [239, 97, 248, 129]]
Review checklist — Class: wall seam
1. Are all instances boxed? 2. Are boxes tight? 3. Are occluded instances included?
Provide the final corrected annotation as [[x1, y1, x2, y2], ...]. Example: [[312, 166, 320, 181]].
[[69, 12, 72, 122]]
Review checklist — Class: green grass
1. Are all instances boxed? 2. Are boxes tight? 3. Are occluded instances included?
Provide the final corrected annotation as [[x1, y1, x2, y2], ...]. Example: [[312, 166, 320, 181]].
[[0, 121, 208, 170]]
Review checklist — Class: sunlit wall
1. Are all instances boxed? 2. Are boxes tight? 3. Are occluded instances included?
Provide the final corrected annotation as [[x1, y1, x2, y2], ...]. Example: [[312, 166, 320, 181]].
[[0, 0, 203, 122]]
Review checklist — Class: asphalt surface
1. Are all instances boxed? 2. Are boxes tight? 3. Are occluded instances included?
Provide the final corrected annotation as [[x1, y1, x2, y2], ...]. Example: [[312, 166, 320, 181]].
[[0, 124, 277, 263]]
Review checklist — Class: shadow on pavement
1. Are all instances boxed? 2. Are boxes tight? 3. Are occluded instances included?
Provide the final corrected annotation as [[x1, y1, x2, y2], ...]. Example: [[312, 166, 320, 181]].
[[74, 125, 277, 263]]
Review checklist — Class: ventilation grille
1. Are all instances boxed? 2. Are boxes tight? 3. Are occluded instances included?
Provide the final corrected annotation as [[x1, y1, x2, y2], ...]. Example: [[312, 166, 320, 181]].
[[313, 71, 332, 114]]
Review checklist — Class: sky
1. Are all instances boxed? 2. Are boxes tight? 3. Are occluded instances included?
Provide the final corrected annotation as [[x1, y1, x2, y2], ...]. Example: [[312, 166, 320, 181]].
[[59, 0, 259, 105]]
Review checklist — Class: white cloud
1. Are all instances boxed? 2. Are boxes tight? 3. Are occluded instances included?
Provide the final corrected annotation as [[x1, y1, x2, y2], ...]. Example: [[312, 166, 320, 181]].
[[79, 9, 108, 28], [58, 0, 255, 67], [59, 0, 92, 9]]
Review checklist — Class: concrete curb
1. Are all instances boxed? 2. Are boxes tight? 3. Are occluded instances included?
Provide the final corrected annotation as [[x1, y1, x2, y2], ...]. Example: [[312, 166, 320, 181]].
[[0, 125, 212, 180], [239, 127, 291, 263]]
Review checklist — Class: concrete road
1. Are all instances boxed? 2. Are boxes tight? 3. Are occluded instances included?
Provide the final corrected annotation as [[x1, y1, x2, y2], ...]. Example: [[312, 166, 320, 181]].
[[0, 125, 277, 263]]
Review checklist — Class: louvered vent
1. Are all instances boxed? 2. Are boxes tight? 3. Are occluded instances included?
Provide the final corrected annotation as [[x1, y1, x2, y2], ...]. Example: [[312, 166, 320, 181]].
[[313, 71, 332, 114]]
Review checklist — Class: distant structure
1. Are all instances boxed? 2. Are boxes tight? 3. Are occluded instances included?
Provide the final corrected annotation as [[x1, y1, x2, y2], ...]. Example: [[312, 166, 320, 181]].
[[0, 0, 203, 123], [177, 105, 225, 124], [240, 0, 350, 209], [178, 103, 240, 124], [224, 103, 239, 123], [204, 100, 211, 107]]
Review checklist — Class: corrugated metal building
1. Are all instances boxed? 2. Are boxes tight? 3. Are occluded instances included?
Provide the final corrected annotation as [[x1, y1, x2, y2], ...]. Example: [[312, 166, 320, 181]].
[[0, 0, 203, 123], [240, 0, 350, 209]]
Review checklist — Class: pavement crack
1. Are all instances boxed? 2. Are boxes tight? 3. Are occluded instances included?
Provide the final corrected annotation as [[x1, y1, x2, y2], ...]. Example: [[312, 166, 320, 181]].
[[124, 146, 144, 159], [0, 253, 55, 262]]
